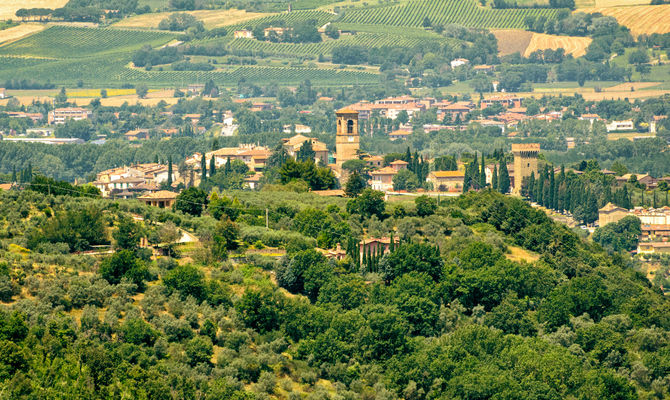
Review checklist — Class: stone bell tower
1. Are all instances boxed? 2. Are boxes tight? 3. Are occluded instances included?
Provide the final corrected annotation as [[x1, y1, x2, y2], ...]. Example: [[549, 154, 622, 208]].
[[335, 108, 359, 167]]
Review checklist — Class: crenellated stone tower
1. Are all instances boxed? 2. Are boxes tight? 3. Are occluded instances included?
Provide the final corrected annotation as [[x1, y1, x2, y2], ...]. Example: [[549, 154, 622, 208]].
[[512, 143, 540, 195]]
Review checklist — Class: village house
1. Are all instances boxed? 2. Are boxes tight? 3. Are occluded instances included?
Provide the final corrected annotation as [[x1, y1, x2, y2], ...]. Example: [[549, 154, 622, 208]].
[[187, 144, 271, 172], [473, 65, 495, 74], [283, 124, 312, 135], [389, 129, 411, 140], [363, 155, 384, 169], [640, 224, 670, 242], [359, 237, 400, 262], [481, 95, 523, 110], [244, 173, 263, 190], [637, 242, 670, 254], [93, 163, 177, 197], [26, 128, 54, 136], [0, 88, 6, 99], [427, 170, 465, 192], [48, 107, 92, 124], [6, 111, 43, 123], [579, 113, 601, 125], [371, 167, 397, 192], [124, 129, 150, 141], [281, 134, 329, 165], [137, 191, 178, 208]]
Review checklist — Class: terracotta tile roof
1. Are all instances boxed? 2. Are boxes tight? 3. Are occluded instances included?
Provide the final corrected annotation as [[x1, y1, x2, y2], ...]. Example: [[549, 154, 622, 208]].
[[431, 171, 465, 178], [371, 167, 398, 175], [138, 190, 178, 200]]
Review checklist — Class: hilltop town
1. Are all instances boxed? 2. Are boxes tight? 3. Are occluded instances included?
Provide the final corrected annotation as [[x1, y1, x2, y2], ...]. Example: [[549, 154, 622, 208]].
[[2, 0, 670, 398]]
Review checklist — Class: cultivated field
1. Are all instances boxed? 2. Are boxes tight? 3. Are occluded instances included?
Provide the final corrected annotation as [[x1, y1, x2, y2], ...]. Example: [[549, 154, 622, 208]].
[[338, 0, 562, 29], [578, 4, 670, 36], [524, 32, 592, 57], [0, 26, 175, 58], [491, 30, 533, 56], [113, 9, 269, 29], [0, 0, 68, 20], [224, 28, 457, 57], [0, 23, 45, 45], [604, 82, 661, 91]]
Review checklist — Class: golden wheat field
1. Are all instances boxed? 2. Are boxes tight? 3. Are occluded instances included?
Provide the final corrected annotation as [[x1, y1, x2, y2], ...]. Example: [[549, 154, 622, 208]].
[[113, 9, 268, 29], [524, 33, 592, 57], [0, 23, 45, 45], [491, 30, 534, 56], [0, 0, 69, 20], [578, 4, 670, 36]]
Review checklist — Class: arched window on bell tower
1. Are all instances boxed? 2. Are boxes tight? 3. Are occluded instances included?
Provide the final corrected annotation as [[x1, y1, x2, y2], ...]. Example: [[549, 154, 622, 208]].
[[347, 119, 354, 134]]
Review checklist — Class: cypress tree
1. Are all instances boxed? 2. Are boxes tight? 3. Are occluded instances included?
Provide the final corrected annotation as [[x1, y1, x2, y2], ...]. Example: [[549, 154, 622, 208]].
[[167, 156, 173, 187], [404, 147, 412, 163], [492, 164, 498, 191], [653, 191, 658, 208], [549, 166, 555, 210], [527, 172, 535, 200], [209, 155, 216, 177], [389, 232, 395, 252], [154, 154, 159, 163], [200, 154, 207, 183], [666, 190, 668, 207], [480, 153, 486, 188], [499, 161, 510, 194], [641, 190, 645, 207], [11, 166, 16, 183], [472, 153, 479, 189]]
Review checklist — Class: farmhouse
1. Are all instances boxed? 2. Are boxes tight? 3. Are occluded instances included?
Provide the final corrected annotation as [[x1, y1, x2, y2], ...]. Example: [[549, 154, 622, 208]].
[[450, 58, 469, 68], [264, 27, 292, 37], [234, 29, 253, 38], [48, 107, 92, 125], [359, 237, 400, 262], [427, 170, 465, 192], [0, 88, 6, 99]]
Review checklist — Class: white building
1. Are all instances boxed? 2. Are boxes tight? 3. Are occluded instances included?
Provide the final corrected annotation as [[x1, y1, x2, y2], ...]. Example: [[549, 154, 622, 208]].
[[606, 120, 634, 132], [450, 58, 469, 68]]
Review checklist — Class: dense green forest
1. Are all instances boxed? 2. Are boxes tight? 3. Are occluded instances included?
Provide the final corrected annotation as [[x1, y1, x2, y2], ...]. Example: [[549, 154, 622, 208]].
[[0, 186, 668, 398]]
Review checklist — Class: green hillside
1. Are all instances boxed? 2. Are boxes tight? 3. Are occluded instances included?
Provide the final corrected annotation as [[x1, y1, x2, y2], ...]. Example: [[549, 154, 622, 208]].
[[0, 53, 379, 87], [338, 0, 562, 28]]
